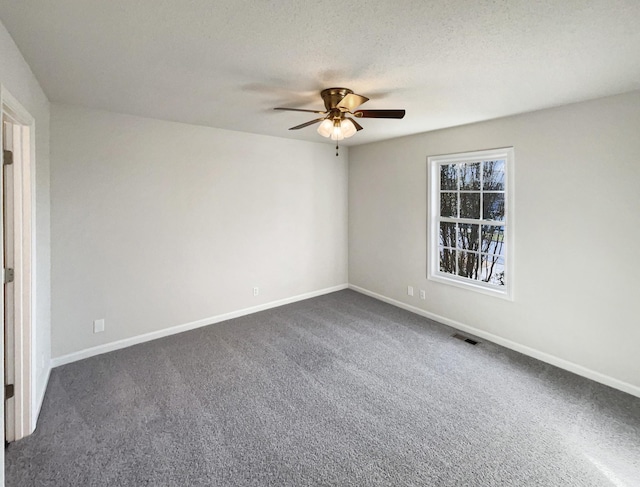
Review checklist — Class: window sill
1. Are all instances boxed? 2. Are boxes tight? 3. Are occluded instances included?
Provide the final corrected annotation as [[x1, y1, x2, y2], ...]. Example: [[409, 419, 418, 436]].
[[428, 273, 513, 301]]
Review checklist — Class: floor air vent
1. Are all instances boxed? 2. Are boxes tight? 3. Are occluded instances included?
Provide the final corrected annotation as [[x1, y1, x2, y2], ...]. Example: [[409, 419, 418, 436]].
[[452, 333, 479, 345]]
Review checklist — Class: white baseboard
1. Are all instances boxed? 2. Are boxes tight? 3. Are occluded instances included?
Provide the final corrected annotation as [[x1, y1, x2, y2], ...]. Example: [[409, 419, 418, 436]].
[[33, 362, 51, 431], [51, 284, 348, 368], [349, 284, 640, 398]]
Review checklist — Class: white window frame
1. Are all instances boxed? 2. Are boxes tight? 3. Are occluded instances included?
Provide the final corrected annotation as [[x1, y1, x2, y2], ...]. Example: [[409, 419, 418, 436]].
[[427, 147, 514, 300]]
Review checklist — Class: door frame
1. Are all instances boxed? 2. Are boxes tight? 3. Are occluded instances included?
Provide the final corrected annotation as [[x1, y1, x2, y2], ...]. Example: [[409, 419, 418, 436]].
[[1, 86, 36, 442]]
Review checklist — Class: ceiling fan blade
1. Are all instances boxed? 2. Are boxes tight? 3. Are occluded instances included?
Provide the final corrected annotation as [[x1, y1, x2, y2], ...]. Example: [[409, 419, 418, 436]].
[[346, 117, 364, 131], [274, 107, 326, 114], [337, 93, 369, 111], [354, 109, 406, 119], [288, 117, 326, 130]]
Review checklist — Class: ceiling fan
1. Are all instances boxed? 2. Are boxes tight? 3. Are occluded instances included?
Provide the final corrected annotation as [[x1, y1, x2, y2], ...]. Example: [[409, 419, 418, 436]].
[[274, 88, 406, 144]]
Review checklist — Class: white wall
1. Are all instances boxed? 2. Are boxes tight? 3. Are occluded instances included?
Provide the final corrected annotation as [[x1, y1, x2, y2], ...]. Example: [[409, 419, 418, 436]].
[[0, 20, 51, 421], [50, 104, 348, 359], [349, 91, 640, 393]]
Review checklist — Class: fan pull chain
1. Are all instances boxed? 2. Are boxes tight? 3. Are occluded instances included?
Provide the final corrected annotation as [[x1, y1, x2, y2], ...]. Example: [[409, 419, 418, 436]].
[[336, 142, 339, 157]]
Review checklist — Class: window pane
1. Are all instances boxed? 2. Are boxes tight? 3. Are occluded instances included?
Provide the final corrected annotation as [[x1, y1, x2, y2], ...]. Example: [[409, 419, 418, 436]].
[[483, 160, 505, 191], [483, 193, 505, 221], [440, 164, 457, 190], [480, 255, 505, 286], [439, 222, 456, 247], [460, 193, 480, 219], [439, 248, 456, 274], [481, 225, 505, 255], [457, 251, 480, 279], [460, 162, 481, 190], [429, 148, 511, 297], [457, 224, 480, 250], [440, 192, 458, 217]]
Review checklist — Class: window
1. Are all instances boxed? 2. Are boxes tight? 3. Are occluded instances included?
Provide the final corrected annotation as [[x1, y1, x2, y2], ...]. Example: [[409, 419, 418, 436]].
[[428, 148, 513, 299]]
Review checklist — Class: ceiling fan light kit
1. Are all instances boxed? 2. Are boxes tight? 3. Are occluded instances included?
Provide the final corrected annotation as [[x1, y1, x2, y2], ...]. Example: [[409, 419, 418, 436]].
[[274, 87, 406, 155], [317, 118, 357, 140]]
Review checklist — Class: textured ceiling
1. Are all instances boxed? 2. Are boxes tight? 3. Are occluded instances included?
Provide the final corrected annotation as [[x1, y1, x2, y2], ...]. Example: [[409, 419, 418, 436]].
[[1, 0, 640, 146]]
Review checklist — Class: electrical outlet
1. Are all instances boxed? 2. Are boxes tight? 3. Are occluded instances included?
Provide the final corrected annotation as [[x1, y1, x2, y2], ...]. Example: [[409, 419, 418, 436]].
[[253, 287, 259, 296], [93, 319, 105, 333], [420, 289, 426, 299], [407, 286, 414, 297]]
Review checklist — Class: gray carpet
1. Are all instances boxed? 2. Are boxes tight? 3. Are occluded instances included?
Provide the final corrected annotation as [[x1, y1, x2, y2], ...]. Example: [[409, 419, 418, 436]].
[[5, 290, 640, 486]]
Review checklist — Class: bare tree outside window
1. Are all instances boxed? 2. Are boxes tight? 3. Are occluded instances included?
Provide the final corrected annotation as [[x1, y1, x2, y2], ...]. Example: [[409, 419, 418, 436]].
[[436, 158, 507, 287], [429, 148, 512, 298]]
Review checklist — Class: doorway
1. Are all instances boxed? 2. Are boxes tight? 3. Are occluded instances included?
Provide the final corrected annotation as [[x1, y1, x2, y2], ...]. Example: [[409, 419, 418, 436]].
[[1, 90, 35, 444]]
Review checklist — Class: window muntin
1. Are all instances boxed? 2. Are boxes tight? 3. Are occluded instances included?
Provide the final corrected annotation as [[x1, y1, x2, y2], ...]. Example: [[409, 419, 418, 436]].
[[428, 148, 513, 298]]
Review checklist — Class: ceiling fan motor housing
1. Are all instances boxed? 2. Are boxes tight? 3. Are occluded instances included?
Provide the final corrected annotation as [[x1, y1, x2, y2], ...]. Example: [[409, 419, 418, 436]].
[[321, 88, 353, 112]]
